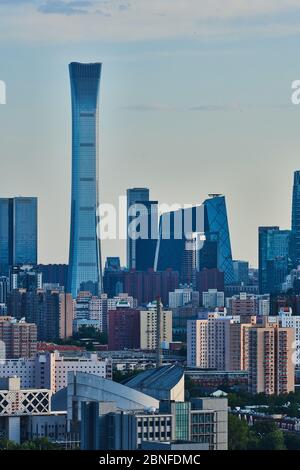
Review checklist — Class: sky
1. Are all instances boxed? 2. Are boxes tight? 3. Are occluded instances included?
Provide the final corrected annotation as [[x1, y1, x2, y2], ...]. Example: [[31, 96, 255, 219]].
[[0, 0, 300, 268]]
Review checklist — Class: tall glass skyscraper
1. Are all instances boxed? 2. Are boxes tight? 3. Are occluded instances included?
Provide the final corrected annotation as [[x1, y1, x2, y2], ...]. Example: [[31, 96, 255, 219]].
[[154, 195, 234, 284], [203, 195, 234, 284], [67, 62, 102, 297], [258, 226, 292, 294], [154, 205, 205, 282], [292, 170, 300, 266], [127, 188, 150, 270], [0, 197, 37, 275], [135, 200, 158, 271]]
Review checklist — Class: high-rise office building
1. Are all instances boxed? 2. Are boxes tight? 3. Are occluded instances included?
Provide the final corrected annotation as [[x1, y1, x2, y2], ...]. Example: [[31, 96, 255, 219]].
[[198, 233, 218, 271], [127, 188, 158, 271], [38, 264, 68, 288], [233, 260, 249, 285], [154, 205, 204, 282], [0, 276, 8, 304], [258, 226, 292, 294], [105, 257, 121, 272], [0, 197, 37, 275], [203, 195, 234, 284], [155, 196, 234, 284], [292, 170, 300, 266], [135, 200, 158, 271], [67, 62, 102, 298]]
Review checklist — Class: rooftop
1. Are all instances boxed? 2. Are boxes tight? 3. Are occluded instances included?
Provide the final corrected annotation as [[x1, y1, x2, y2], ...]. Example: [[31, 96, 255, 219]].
[[125, 365, 184, 392]]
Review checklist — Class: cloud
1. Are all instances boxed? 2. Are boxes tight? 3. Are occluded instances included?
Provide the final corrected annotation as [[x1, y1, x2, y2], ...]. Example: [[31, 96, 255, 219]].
[[120, 104, 176, 112], [189, 104, 243, 112], [121, 103, 243, 112], [1, 0, 300, 42], [38, 1, 93, 16], [120, 103, 296, 113]]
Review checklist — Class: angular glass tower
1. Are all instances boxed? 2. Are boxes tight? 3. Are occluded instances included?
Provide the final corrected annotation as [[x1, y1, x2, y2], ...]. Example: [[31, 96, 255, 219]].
[[0, 197, 37, 276], [154, 195, 234, 285], [154, 205, 205, 281], [67, 62, 102, 297], [292, 170, 300, 266], [203, 195, 234, 284]]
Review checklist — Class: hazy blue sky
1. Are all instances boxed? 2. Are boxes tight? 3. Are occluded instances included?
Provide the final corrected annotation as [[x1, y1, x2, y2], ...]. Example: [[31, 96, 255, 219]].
[[0, 0, 300, 267]]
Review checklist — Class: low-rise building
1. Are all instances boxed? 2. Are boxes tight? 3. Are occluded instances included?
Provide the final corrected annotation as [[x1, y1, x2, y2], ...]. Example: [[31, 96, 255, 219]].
[[0, 351, 112, 393]]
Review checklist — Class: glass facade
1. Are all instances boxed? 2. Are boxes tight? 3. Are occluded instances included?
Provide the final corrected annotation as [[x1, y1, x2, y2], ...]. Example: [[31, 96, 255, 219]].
[[259, 226, 292, 294], [292, 170, 300, 266], [0, 197, 37, 275], [135, 200, 158, 271], [174, 402, 190, 441], [154, 206, 204, 281], [127, 188, 150, 269], [203, 195, 234, 284], [155, 195, 234, 284], [0, 198, 9, 275], [67, 62, 102, 297]]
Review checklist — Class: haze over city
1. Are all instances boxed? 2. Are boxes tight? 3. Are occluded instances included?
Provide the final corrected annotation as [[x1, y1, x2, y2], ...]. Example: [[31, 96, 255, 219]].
[[1, 0, 300, 267]]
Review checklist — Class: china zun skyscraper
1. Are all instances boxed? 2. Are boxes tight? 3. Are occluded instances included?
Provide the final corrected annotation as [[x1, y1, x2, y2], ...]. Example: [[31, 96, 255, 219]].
[[67, 62, 102, 297]]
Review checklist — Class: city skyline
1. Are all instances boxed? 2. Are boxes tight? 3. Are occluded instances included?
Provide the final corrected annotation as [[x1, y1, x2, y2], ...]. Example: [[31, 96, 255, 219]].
[[2, 1, 300, 456], [1, 2, 300, 268]]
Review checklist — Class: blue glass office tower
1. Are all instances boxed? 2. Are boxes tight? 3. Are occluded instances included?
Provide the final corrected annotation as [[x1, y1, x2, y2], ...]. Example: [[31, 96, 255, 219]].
[[0, 197, 37, 275], [292, 170, 300, 266], [127, 188, 150, 269], [135, 200, 158, 271], [154, 195, 234, 284], [203, 195, 234, 284], [67, 62, 102, 297], [258, 226, 292, 294], [154, 205, 205, 281]]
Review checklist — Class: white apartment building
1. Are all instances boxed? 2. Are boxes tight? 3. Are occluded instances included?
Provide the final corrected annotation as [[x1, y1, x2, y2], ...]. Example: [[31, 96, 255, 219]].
[[226, 293, 269, 316], [269, 308, 300, 366], [169, 287, 199, 308], [0, 351, 112, 393], [75, 292, 136, 332], [202, 289, 224, 309], [187, 313, 240, 369], [139, 301, 172, 350]]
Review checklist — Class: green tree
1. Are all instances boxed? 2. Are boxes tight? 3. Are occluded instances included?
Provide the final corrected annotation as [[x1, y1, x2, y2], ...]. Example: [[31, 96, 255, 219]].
[[21, 438, 61, 450], [252, 421, 286, 450], [0, 439, 21, 450], [284, 433, 300, 450], [228, 414, 250, 450]]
